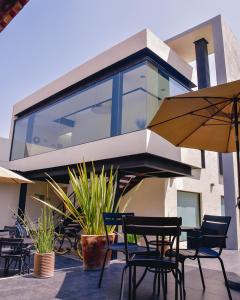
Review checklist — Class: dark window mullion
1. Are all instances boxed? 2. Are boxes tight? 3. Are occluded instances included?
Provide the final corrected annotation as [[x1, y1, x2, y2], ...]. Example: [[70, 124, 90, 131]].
[[111, 73, 123, 136]]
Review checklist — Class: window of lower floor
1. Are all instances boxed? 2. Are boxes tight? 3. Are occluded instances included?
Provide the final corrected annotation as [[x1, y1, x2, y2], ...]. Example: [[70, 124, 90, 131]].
[[177, 191, 201, 240]]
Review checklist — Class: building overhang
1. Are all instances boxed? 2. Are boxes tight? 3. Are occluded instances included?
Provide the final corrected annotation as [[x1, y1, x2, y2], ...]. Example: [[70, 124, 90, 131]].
[[165, 15, 220, 62], [13, 29, 194, 117], [9, 130, 201, 192], [20, 152, 193, 185]]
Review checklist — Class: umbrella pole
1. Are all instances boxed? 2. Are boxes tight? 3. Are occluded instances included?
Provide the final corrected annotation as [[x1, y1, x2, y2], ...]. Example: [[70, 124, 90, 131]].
[[227, 98, 240, 291], [233, 98, 240, 208]]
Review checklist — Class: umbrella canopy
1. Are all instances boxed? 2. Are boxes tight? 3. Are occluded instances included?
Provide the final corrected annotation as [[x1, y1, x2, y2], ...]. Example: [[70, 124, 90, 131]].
[[0, 166, 32, 184], [148, 79, 240, 153], [148, 79, 240, 205]]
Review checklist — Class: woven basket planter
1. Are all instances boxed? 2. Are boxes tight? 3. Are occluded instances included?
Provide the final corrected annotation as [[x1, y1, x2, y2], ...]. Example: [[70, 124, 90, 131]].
[[81, 234, 115, 271], [34, 252, 55, 278]]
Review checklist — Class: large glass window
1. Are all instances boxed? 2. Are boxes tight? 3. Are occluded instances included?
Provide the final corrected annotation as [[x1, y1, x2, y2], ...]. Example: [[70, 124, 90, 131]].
[[11, 59, 190, 160], [11, 78, 113, 160], [121, 62, 188, 134]]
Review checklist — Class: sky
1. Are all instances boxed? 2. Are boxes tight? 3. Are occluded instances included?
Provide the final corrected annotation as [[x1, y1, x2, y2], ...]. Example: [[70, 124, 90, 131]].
[[0, 0, 240, 138]]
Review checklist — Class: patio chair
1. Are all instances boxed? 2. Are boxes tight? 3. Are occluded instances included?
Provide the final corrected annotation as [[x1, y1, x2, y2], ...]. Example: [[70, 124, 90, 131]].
[[0, 238, 33, 275], [121, 216, 183, 300], [167, 215, 232, 300], [98, 212, 150, 289]]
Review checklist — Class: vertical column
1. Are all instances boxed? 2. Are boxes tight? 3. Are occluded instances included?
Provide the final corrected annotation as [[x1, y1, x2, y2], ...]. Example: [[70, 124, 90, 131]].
[[18, 183, 28, 219], [194, 38, 210, 170], [194, 38, 210, 88]]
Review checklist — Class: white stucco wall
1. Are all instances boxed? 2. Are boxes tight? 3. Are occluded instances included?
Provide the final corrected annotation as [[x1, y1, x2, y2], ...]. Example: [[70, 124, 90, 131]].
[[25, 181, 63, 222], [0, 183, 20, 228]]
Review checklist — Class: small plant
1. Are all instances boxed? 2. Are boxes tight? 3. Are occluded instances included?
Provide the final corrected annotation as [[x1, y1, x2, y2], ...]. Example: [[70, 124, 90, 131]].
[[23, 207, 55, 254]]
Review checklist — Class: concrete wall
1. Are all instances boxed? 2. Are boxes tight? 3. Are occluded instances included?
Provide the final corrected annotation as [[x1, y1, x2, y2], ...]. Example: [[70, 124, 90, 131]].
[[0, 137, 10, 168], [0, 183, 20, 228], [122, 178, 166, 217], [25, 181, 63, 222]]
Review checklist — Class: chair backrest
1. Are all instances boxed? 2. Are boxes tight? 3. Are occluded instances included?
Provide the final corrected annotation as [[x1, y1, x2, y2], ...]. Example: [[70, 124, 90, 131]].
[[198, 215, 231, 250], [122, 216, 182, 262], [103, 212, 135, 245], [0, 238, 24, 256], [201, 215, 231, 236]]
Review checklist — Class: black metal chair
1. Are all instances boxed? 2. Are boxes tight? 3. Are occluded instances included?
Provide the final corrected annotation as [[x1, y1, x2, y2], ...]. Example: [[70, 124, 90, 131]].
[[167, 215, 232, 300], [98, 212, 149, 289], [121, 216, 183, 300], [0, 238, 24, 275]]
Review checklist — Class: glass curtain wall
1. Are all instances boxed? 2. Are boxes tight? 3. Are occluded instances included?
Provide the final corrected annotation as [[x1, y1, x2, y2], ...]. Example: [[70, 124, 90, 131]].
[[11, 78, 113, 159], [11, 60, 189, 160], [121, 62, 188, 134]]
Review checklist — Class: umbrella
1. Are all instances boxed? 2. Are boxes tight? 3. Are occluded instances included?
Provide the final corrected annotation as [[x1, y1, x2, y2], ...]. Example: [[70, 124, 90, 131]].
[[148, 79, 240, 208], [0, 166, 32, 184]]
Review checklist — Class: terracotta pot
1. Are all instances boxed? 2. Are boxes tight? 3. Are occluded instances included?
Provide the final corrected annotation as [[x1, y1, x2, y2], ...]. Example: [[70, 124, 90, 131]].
[[34, 252, 55, 278], [81, 234, 115, 271]]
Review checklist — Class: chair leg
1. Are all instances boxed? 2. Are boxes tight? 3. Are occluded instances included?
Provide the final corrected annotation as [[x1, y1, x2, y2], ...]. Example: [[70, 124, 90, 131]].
[[136, 267, 147, 288], [165, 272, 168, 294], [181, 262, 186, 295], [119, 265, 128, 300], [153, 270, 157, 294], [128, 266, 132, 300], [157, 269, 161, 296], [218, 257, 232, 300], [132, 266, 137, 300], [19, 258, 23, 275], [161, 272, 167, 300], [98, 249, 110, 288], [175, 269, 178, 300], [197, 258, 205, 290]]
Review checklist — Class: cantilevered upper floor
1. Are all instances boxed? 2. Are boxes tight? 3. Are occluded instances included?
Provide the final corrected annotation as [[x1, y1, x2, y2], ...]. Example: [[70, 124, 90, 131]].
[[8, 28, 201, 174]]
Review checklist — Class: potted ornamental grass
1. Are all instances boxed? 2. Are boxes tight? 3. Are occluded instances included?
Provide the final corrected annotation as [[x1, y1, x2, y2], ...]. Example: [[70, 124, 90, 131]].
[[34, 162, 130, 271], [23, 207, 55, 278]]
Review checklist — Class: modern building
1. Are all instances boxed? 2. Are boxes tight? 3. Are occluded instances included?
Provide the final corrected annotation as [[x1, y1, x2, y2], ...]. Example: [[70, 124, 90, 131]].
[[2, 15, 240, 249]]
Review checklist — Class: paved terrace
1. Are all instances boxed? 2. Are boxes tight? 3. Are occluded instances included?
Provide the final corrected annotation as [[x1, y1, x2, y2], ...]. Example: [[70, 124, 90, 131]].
[[0, 251, 239, 299]]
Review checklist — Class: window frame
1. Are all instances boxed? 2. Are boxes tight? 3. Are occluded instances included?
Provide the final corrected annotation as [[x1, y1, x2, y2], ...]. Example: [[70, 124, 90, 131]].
[[10, 55, 192, 161]]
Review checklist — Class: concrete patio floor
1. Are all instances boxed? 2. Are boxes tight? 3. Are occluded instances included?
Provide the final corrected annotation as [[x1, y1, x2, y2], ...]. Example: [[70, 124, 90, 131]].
[[0, 251, 239, 299]]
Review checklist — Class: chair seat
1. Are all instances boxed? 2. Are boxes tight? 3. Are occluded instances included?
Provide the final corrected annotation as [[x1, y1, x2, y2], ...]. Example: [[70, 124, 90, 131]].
[[166, 247, 219, 262], [198, 247, 219, 257], [129, 253, 178, 268]]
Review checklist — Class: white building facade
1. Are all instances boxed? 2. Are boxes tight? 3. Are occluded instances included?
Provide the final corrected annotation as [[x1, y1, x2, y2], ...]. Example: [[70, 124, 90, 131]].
[[3, 16, 240, 249]]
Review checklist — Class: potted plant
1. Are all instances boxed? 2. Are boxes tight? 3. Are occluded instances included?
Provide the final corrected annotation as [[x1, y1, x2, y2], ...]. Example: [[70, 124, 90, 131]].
[[23, 207, 55, 278], [34, 162, 130, 271]]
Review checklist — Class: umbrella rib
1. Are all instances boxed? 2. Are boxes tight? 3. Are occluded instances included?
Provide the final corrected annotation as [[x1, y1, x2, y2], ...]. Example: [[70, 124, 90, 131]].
[[176, 101, 231, 146], [191, 113, 231, 124], [202, 97, 231, 120], [166, 96, 233, 100], [149, 98, 230, 127], [204, 123, 230, 126]]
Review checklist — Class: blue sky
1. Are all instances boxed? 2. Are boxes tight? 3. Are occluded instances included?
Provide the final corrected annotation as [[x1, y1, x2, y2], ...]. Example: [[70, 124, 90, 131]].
[[0, 0, 239, 137]]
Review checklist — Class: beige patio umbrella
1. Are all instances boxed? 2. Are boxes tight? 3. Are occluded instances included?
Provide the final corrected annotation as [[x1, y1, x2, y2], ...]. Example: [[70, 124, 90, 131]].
[[148, 79, 240, 207], [0, 166, 32, 184]]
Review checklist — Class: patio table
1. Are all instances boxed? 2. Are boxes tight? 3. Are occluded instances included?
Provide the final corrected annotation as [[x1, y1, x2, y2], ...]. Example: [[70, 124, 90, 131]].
[[181, 226, 200, 233]]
